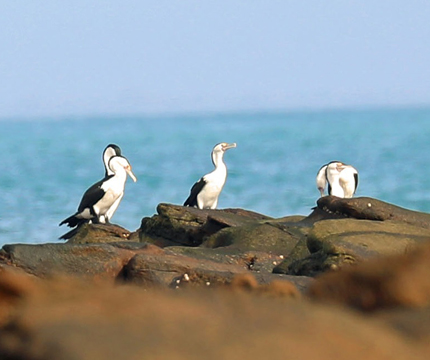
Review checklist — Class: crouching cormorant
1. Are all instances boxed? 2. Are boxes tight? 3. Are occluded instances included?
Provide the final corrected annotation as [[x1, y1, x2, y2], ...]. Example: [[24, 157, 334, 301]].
[[316, 161, 358, 198]]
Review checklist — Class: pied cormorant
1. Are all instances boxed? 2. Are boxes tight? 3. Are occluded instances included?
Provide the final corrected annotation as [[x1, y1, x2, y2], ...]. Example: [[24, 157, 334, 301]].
[[317, 161, 358, 198], [102, 144, 123, 221], [60, 155, 137, 237], [184, 142, 236, 209]]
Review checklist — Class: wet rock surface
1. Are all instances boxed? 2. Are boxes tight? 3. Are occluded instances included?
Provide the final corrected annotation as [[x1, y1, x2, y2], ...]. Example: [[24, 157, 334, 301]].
[[2, 198, 430, 359]]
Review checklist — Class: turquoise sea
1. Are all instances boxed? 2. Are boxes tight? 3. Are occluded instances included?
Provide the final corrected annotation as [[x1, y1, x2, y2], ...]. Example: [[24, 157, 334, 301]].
[[1, 107, 430, 246]]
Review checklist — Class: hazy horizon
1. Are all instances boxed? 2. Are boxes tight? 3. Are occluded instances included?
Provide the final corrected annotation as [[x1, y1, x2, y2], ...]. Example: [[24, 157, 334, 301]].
[[1, 1, 429, 119]]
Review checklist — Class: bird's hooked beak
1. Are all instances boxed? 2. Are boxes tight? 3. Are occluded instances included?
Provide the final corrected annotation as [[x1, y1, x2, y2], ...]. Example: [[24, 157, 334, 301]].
[[125, 165, 137, 182], [222, 143, 237, 151]]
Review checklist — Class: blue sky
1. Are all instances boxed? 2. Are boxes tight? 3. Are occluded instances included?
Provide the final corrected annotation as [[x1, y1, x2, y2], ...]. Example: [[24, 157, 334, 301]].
[[1, 1, 429, 118]]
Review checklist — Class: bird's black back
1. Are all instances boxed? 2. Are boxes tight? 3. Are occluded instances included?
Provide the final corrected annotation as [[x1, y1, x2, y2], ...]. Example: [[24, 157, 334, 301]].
[[77, 175, 114, 213], [60, 174, 114, 228]]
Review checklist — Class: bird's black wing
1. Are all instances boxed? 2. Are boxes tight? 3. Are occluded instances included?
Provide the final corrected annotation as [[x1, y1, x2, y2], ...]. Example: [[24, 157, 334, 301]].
[[184, 178, 206, 207], [77, 175, 113, 213], [354, 173, 359, 192], [59, 175, 113, 227]]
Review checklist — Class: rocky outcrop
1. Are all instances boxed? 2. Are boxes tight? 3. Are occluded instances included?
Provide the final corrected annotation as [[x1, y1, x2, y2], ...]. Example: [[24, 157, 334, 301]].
[[274, 196, 430, 276], [138, 203, 273, 246], [0, 268, 429, 360], [0, 242, 146, 279], [61, 222, 133, 242], [0, 242, 312, 292], [307, 241, 430, 311], [2, 197, 430, 359], [6, 197, 430, 283], [316, 195, 430, 228]]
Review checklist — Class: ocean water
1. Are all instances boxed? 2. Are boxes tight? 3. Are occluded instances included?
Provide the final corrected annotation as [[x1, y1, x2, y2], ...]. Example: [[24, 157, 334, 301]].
[[1, 107, 430, 246]]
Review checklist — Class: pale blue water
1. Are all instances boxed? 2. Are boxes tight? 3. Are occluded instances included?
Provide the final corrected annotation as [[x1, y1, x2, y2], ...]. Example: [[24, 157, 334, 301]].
[[1, 108, 430, 246]]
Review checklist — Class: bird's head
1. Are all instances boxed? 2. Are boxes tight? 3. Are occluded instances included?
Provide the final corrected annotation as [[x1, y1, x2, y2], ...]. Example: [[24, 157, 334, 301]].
[[213, 142, 237, 153], [108, 156, 137, 182]]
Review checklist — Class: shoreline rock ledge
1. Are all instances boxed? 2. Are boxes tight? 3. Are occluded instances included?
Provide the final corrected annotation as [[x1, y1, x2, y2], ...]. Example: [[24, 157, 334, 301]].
[[2, 197, 430, 359], [0, 196, 429, 288]]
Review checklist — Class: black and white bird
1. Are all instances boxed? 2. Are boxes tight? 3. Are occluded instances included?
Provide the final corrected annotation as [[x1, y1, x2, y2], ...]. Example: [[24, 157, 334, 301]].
[[184, 142, 236, 209], [316, 161, 358, 198], [102, 144, 123, 222], [60, 155, 137, 234]]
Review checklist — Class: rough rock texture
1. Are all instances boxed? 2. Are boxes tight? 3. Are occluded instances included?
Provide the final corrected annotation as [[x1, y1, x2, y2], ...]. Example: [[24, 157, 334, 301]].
[[307, 241, 430, 311], [317, 195, 430, 228], [8, 198, 430, 284], [202, 222, 302, 252], [274, 196, 430, 276], [0, 242, 149, 279], [306, 218, 429, 257], [0, 269, 428, 360], [123, 251, 247, 287], [0, 240, 312, 292], [3, 198, 430, 359], [122, 249, 312, 291], [138, 203, 273, 246], [62, 223, 132, 243]]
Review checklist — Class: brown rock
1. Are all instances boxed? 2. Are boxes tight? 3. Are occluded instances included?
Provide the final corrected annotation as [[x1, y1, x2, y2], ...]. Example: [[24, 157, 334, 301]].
[[202, 222, 302, 253], [307, 242, 430, 311], [306, 219, 430, 258], [62, 223, 131, 243], [230, 273, 301, 298], [0, 269, 426, 360], [377, 307, 430, 347], [161, 246, 314, 291], [139, 203, 272, 247], [275, 216, 430, 277], [316, 196, 430, 229], [278, 249, 355, 277], [123, 252, 249, 288], [0, 242, 151, 279]]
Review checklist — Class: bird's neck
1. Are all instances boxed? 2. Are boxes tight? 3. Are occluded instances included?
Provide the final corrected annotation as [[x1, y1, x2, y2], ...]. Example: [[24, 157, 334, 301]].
[[212, 152, 226, 172], [112, 168, 127, 186]]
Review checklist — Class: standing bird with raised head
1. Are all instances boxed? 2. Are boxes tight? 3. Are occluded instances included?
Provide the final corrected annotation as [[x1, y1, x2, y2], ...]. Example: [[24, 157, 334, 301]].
[[184, 142, 236, 209], [316, 161, 358, 198], [59, 155, 137, 238]]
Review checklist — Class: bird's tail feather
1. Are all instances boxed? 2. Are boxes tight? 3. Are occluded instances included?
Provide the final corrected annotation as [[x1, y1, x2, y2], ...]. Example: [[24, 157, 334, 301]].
[[59, 214, 87, 228]]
